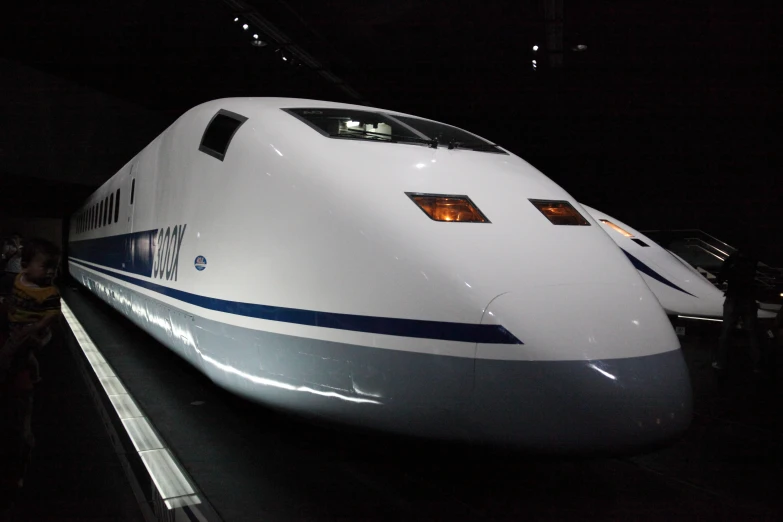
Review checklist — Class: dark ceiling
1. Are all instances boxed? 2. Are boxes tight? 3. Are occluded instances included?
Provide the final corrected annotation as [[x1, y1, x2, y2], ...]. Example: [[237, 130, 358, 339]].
[[1, 0, 782, 260]]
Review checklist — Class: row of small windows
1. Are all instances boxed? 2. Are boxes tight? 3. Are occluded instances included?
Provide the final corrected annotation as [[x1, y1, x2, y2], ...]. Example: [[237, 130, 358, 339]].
[[75, 188, 123, 234], [74, 178, 135, 236]]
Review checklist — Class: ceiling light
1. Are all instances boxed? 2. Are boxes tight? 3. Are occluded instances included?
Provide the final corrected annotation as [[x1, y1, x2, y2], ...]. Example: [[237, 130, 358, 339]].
[[253, 33, 258, 39], [282, 56, 288, 61], [574, 44, 587, 51], [242, 24, 249, 30], [532, 59, 537, 64], [533, 45, 539, 51], [234, 17, 239, 22], [251, 40, 267, 48]]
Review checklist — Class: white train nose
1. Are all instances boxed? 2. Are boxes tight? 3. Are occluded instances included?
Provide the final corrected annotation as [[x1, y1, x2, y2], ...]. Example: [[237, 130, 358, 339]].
[[469, 284, 692, 451]]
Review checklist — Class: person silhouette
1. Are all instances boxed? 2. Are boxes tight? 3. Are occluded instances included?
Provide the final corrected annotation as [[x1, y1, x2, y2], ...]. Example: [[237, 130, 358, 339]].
[[713, 246, 761, 372]]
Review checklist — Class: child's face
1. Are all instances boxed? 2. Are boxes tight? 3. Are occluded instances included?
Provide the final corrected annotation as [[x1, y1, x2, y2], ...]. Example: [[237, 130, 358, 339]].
[[25, 253, 57, 285]]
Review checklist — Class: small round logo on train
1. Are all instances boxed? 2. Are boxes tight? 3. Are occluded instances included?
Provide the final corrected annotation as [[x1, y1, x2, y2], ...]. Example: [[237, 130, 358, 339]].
[[194, 256, 207, 271]]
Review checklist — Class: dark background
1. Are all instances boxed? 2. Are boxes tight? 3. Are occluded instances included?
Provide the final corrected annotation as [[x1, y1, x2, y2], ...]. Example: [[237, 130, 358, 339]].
[[1, 0, 781, 264]]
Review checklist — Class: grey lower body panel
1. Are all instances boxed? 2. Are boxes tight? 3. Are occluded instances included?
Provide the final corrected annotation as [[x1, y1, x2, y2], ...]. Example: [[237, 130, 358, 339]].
[[471, 350, 692, 451], [70, 264, 692, 453]]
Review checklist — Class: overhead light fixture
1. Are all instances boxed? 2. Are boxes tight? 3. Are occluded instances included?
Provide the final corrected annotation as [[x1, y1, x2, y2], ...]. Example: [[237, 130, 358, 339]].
[[282, 56, 288, 61], [242, 23, 249, 30], [532, 59, 537, 64], [251, 40, 267, 48], [533, 45, 539, 51], [573, 44, 587, 51], [234, 17, 239, 22]]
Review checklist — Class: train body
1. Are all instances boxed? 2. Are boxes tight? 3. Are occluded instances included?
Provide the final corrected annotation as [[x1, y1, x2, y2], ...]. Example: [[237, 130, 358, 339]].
[[67, 98, 692, 452], [583, 206, 776, 321], [582, 206, 727, 318]]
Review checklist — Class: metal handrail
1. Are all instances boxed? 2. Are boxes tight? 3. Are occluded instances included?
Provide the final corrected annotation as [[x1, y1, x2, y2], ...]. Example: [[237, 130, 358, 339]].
[[642, 228, 783, 296], [685, 243, 727, 263]]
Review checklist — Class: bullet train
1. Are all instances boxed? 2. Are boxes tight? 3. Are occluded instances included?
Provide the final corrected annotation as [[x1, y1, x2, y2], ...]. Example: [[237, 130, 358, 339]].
[[584, 206, 726, 318], [582, 207, 776, 321], [67, 98, 692, 452]]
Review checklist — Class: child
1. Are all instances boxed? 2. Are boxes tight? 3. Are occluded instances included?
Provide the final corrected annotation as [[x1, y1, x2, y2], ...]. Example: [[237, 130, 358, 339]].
[[0, 238, 60, 496], [0, 238, 61, 384]]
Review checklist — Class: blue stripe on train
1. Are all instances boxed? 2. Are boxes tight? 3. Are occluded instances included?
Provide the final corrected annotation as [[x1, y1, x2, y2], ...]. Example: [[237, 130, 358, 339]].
[[69, 230, 158, 278], [68, 257, 523, 345], [621, 249, 696, 297]]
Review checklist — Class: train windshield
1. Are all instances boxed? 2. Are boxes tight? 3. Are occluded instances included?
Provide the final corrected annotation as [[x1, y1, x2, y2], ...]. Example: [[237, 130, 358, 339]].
[[285, 108, 504, 153], [391, 115, 504, 154], [285, 108, 433, 146]]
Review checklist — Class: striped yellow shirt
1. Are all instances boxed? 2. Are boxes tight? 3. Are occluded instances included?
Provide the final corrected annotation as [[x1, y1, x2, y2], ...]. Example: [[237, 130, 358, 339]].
[[7, 274, 61, 328]]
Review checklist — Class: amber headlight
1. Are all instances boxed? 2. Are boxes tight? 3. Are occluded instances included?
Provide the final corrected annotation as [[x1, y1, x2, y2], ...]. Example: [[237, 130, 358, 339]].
[[599, 219, 633, 237], [406, 193, 489, 223], [529, 199, 590, 226]]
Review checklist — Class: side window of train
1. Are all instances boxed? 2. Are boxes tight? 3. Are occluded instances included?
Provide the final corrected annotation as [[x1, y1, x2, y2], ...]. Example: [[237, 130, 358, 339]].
[[198, 109, 248, 161], [131, 179, 135, 205], [104, 197, 109, 226], [109, 193, 114, 225], [99, 200, 104, 228], [115, 189, 121, 222]]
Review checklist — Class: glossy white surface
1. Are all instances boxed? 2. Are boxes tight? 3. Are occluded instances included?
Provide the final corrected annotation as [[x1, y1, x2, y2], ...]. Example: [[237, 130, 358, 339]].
[[583, 205, 727, 318], [479, 281, 678, 361], [69, 97, 680, 362]]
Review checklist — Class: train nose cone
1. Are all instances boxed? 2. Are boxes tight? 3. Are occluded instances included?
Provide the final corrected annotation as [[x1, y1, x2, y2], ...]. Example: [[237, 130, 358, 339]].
[[471, 286, 693, 453]]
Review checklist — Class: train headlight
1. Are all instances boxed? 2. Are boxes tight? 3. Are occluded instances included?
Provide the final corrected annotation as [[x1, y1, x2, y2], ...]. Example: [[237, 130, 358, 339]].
[[406, 193, 489, 223], [599, 219, 633, 237], [529, 199, 590, 226]]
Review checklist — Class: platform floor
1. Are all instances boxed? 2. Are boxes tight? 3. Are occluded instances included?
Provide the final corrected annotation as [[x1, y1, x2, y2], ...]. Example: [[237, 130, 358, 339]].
[[9, 284, 783, 520], [0, 315, 143, 520]]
